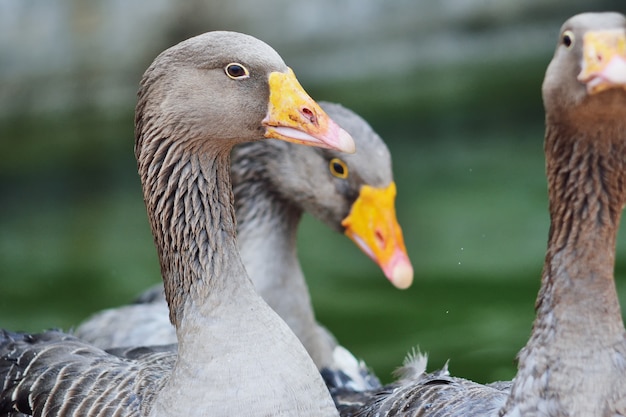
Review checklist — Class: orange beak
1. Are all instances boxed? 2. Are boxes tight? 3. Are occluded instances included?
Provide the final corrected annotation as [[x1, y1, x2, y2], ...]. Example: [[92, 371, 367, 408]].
[[263, 68, 355, 154], [578, 29, 626, 94], [341, 182, 414, 289]]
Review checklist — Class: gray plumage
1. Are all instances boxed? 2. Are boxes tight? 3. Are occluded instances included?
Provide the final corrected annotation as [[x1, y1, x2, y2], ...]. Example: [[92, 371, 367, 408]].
[[331, 12, 626, 417], [0, 31, 348, 417], [330, 351, 509, 417], [74, 101, 395, 391]]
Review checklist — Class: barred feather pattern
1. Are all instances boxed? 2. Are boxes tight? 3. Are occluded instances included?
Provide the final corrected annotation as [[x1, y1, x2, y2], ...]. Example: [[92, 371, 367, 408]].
[[0, 330, 171, 417], [330, 353, 508, 417]]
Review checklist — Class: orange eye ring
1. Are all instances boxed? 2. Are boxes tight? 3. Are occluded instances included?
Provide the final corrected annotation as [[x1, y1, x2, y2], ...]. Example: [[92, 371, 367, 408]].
[[329, 158, 348, 179]]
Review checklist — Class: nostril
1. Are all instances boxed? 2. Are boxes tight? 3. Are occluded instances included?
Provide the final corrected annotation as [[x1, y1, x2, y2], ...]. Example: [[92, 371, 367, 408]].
[[301, 107, 317, 125], [375, 229, 385, 249]]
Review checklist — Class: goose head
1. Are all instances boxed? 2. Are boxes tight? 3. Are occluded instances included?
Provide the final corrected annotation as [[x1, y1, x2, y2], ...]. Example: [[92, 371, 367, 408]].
[[543, 12, 626, 126], [234, 102, 413, 289], [135, 31, 355, 163]]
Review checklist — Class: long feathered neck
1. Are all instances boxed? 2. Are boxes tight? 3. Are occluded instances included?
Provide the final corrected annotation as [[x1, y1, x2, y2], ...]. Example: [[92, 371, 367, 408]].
[[501, 115, 626, 416], [538, 121, 626, 337], [136, 122, 244, 329], [134, 135, 340, 417]]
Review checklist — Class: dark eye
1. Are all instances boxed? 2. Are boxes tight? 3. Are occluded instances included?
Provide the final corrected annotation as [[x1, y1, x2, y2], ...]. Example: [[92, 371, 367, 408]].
[[225, 63, 249, 79], [329, 158, 348, 179], [562, 30, 574, 49]]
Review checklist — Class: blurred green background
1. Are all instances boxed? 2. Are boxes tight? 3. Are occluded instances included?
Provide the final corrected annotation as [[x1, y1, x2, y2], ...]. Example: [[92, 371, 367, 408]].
[[1, 0, 625, 385]]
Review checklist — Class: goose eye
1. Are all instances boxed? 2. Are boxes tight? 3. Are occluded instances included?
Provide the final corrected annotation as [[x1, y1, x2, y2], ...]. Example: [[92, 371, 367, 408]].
[[329, 158, 348, 179], [225, 63, 249, 79], [562, 30, 575, 49]]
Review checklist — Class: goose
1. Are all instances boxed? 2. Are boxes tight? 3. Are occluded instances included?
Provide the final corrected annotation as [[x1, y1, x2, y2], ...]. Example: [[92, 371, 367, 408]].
[[73, 101, 412, 391], [330, 11, 626, 417], [0, 31, 358, 417]]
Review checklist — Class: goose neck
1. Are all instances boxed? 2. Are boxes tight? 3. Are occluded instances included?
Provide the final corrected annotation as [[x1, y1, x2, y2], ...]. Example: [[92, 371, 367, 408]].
[[540, 124, 626, 331], [139, 138, 245, 329]]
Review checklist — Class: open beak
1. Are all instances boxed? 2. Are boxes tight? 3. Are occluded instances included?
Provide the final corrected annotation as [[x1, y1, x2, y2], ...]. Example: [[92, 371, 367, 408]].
[[341, 182, 414, 289], [578, 29, 626, 94], [263, 68, 355, 154]]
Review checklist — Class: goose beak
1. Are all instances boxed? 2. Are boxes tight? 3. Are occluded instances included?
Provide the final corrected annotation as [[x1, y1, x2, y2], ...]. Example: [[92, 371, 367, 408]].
[[263, 68, 355, 154], [578, 29, 626, 94], [341, 182, 414, 289]]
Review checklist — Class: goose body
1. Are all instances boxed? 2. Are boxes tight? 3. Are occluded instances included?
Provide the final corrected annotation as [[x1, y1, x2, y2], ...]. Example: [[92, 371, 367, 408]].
[[331, 12, 626, 417], [74, 101, 412, 391], [0, 31, 357, 417]]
